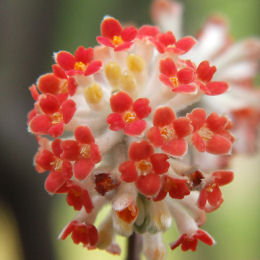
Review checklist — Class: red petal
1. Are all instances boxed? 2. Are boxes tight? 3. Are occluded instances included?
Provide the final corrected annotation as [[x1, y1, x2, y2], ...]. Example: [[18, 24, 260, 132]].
[[39, 94, 60, 114], [197, 61, 216, 82], [107, 113, 125, 131], [84, 60, 102, 76], [153, 107, 176, 127], [187, 108, 207, 131], [35, 149, 54, 171], [38, 73, 60, 94], [74, 158, 94, 180], [52, 64, 67, 79], [75, 126, 94, 144], [110, 91, 133, 113], [48, 123, 64, 138], [159, 73, 175, 88], [68, 77, 78, 96], [177, 67, 195, 84], [198, 189, 207, 209], [101, 17, 122, 39], [119, 160, 138, 182], [158, 31, 176, 46], [206, 112, 228, 132], [61, 140, 80, 161], [150, 153, 169, 174], [206, 135, 232, 154], [45, 171, 66, 194], [173, 117, 193, 138], [138, 25, 160, 38], [147, 126, 164, 146], [52, 139, 63, 157], [29, 84, 39, 100], [75, 46, 93, 64], [213, 171, 234, 186], [124, 120, 147, 136], [96, 36, 114, 48], [160, 58, 177, 77], [172, 84, 197, 93], [82, 189, 93, 213], [56, 51, 76, 70], [121, 26, 137, 42], [203, 81, 228, 95], [133, 98, 151, 119], [30, 115, 52, 134], [162, 138, 188, 157], [195, 229, 214, 246], [114, 41, 133, 51], [129, 141, 154, 161], [175, 36, 196, 53], [59, 221, 77, 240], [136, 174, 161, 196], [60, 99, 76, 124], [191, 133, 206, 152]]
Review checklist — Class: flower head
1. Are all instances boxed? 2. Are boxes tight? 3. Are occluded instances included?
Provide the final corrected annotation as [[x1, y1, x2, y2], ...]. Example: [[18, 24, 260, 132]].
[[26, 0, 260, 259]]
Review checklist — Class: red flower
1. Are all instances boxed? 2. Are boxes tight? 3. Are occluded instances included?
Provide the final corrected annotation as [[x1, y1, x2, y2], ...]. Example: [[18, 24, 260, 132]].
[[66, 182, 93, 213], [94, 173, 120, 196], [107, 91, 151, 136], [196, 60, 228, 95], [198, 170, 234, 212], [97, 17, 137, 51], [187, 108, 234, 154], [29, 94, 76, 138], [60, 220, 98, 248], [119, 141, 170, 196], [61, 126, 101, 180], [171, 229, 215, 251], [34, 138, 73, 194], [154, 31, 196, 54], [159, 58, 197, 93], [154, 175, 190, 201], [147, 107, 192, 156], [137, 25, 160, 40], [55, 46, 102, 77]]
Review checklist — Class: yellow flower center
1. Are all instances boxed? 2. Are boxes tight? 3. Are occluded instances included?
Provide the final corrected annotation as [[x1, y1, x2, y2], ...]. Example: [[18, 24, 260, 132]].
[[112, 35, 123, 46], [137, 160, 152, 174], [74, 61, 87, 71], [52, 112, 63, 124], [123, 111, 136, 123], [59, 80, 68, 94], [80, 144, 91, 158], [161, 127, 175, 141], [198, 126, 213, 142], [51, 158, 63, 172], [170, 77, 178, 88]]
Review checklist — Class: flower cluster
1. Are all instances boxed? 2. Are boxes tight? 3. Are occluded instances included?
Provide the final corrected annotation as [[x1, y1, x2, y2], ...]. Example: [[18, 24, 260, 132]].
[[27, 0, 260, 259]]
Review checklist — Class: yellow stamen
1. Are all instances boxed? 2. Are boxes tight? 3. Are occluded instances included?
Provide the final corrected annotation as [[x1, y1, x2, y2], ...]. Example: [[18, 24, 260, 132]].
[[84, 83, 103, 104], [112, 35, 123, 46], [123, 111, 136, 123], [52, 112, 63, 124], [170, 77, 178, 88], [206, 183, 217, 193], [59, 80, 68, 93], [121, 72, 136, 93], [127, 54, 145, 73], [198, 126, 213, 142], [137, 160, 152, 174], [74, 61, 87, 71], [105, 62, 122, 87], [161, 127, 175, 141], [80, 144, 91, 158], [50, 158, 63, 172]]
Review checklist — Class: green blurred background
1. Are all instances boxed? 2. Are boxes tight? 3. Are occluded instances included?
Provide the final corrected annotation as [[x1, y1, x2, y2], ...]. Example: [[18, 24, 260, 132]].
[[0, 0, 259, 259]]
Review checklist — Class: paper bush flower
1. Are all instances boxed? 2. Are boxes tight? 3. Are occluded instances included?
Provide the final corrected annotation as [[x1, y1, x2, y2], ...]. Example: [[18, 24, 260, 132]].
[[27, 0, 260, 259]]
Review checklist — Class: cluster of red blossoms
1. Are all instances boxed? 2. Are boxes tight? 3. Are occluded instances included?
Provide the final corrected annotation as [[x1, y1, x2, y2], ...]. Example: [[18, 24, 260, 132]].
[[27, 0, 260, 259]]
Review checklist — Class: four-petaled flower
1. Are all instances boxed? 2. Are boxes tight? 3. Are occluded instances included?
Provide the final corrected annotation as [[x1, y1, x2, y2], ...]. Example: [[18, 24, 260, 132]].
[[55, 46, 102, 76], [107, 91, 151, 136], [198, 170, 234, 212], [187, 108, 234, 154], [171, 229, 215, 251], [119, 140, 170, 196], [60, 220, 98, 248], [61, 126, 101, 180], [147, 106, 192, 156], [97, 17, 137, 51], [159, 58, 197, 93]]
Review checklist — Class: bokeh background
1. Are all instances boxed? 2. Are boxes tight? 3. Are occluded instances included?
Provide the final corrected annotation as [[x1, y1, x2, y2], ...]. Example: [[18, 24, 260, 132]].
[[0, 0, 259, 259]]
